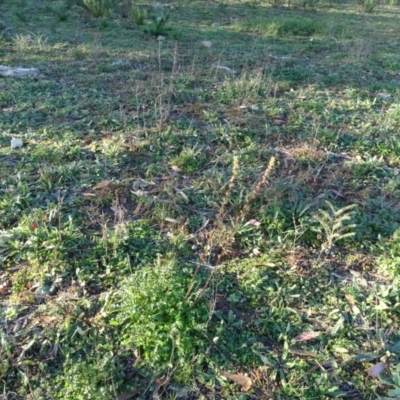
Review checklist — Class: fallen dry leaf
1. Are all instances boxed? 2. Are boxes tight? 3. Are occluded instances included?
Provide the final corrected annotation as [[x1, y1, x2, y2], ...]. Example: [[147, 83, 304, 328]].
[[294, 331, 320, 342], [132, 178, 154, 190], [245, 219, 261, 227], [289, 347, 316, 357], [216, 65, 236, 74], [37, 315, 57, 324], [156, 374, 170, 386], [93, 180, 113, 190], [168, 170, 179, 178], [344, 293, 361, 316], [165, 217, 180, 224], [0, 285, 9, 294], [114, 391, 138, 400], [331, 189, 345, 198], [349, 270, 368, 288], [219, 371, 252, 391], [273, 117, 285, 125], [368, 362, 387, 377], [133, 203, 143, 215], [175, 188, 188, 202], [121, 177, 135, 183]]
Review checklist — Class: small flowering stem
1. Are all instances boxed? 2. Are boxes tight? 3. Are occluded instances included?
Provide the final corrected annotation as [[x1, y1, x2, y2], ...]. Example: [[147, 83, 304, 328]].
[[191, 156, 276, 305], [185, 156, 239, 300]]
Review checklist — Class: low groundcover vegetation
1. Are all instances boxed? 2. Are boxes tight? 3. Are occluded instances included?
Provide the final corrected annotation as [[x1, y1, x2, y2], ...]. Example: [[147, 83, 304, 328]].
[[1, 0, 400, 398]]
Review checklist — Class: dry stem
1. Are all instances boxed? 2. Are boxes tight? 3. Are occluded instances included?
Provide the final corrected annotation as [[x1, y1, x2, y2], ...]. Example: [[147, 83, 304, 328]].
[[186, 156, 276, 304], [185, 156, 239, 300]]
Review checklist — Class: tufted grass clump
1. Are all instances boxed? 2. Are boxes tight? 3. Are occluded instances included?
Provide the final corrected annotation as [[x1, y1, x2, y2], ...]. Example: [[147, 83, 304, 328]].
[[80, 0, 114, 17], [234, 16, 324, 36]]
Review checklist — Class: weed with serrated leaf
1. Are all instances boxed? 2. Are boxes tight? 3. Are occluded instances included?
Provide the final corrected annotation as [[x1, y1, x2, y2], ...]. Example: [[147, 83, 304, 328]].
[[314, 201, 357, 254]]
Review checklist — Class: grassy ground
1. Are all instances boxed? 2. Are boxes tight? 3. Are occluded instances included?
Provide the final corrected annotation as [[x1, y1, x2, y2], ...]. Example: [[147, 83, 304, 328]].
[[1, 0, 400, 398]]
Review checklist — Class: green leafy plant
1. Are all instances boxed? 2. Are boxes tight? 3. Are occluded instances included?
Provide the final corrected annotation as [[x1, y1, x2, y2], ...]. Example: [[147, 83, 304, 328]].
[[81, 0, 113, 17], [109, 260, 209, 381], [377, 360, 400, 398], [64, 0, 79, 8], [2, 0, 400, 397], [147, 2, 170, 36], [51, 4, 69, 22], [215, 69, 270, 106], [130, 5, 146, 25], [54, 353, 123, 400], [170, 145, 207, 173], [361, 0, 376, 12], [115, 0, 132, 18], [277, 17, 323, 36], [248, 0, 262, 8], [13, 9, 29, 23], [313, 201, 357, 254], [234, 16, 323, 37], [300, 0, 321, 8], [269, 0, 285, 6]]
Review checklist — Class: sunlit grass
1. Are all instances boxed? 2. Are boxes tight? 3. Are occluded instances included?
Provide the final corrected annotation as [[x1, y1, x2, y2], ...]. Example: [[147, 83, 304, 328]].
[[1, 0, 400, 398]]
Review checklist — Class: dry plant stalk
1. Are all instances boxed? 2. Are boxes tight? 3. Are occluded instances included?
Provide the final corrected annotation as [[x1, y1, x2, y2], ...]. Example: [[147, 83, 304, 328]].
[[185, 156, 276, 303], [155, 44, 178, 132], [185, 156, 239, 300], [208, 156, 239, 251]]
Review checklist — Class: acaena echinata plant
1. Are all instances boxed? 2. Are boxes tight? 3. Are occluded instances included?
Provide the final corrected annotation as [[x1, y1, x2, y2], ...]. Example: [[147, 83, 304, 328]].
[[185, 156, 276, 303]]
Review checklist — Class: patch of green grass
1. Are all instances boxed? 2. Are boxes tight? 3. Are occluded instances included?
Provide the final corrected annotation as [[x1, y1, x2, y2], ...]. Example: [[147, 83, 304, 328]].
[[130, 5, 146, 25], [170, 145, 207, 173], [232, 15, 325, 36], [80, 0, 112, 18], [1, 0, 400, 397], [110, 261, 210, 382]]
